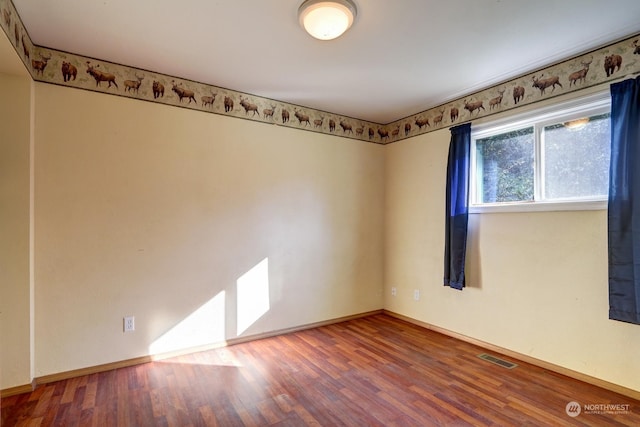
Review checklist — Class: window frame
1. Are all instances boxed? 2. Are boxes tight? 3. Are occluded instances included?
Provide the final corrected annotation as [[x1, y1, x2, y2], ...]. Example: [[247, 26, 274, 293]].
[[469, 91, 611, 214]]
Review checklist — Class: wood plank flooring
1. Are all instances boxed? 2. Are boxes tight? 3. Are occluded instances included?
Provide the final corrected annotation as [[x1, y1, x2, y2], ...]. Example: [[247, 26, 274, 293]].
[[2, 314, 639, 426]]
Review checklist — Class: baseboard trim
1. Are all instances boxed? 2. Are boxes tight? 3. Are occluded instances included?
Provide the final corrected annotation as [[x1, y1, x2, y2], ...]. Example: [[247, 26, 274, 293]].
[[34, 355, 154, 386], [383, 310, 640, 401], [0, 380, 36, 398], [24, 309, 383, 389], [149, 309, 384, 362]]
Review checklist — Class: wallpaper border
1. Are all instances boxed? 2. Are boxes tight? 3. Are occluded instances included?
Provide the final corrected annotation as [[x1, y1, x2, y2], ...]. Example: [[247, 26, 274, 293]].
[[389, 33, 640, 142], [1, 0, 639, 144]]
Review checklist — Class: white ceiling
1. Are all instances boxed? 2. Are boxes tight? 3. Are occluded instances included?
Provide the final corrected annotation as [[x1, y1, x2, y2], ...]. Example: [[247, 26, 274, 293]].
[[11, 0, 640, 123]]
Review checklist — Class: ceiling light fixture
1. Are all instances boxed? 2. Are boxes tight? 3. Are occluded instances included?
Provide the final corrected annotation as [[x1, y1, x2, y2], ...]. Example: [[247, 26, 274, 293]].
[[298, 0, 357, 41], [563, 117, 590, 130]]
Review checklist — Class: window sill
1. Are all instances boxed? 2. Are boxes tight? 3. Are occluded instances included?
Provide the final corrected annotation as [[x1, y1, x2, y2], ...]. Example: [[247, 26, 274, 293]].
[[469, 199, 607, 214]]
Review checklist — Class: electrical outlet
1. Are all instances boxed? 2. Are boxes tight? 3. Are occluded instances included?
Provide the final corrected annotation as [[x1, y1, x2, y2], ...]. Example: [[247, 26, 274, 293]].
[[413, 290, 420, 301], [391, 287, 397, 296], [124, 316, 135, 332]]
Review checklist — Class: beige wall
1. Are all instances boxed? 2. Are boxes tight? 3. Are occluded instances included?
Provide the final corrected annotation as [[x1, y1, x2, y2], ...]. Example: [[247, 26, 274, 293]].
[[0, 72, 33, 390], [384, 123, 640, 392], [33, 83, 384, 376]]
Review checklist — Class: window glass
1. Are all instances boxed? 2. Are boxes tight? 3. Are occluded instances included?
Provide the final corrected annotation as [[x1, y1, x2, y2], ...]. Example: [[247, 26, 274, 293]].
[[542, 113, 611, 200], [475, 127, 534, 203]]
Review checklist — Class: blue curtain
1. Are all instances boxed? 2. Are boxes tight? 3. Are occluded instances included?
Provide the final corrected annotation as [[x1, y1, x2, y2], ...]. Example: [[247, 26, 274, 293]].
[[609, 76, 640, 324], [444, 123, 471, 290]]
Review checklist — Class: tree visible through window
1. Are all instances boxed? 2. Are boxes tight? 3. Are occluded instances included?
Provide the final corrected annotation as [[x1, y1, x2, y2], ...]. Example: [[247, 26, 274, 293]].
[[476, 128, 534, 203]]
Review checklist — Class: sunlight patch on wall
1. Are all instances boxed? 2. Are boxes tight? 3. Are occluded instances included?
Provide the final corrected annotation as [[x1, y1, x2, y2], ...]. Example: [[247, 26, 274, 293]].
[[237, 258, 270, 335], [150, 291, 226, 355]]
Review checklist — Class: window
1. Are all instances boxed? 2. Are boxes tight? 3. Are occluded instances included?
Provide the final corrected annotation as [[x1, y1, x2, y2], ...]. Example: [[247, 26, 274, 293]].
[[470, 93, 611, 212]]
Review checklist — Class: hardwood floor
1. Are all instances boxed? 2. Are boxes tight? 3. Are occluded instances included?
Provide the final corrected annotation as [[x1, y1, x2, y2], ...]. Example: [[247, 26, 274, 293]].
[[2, 314, 639, 426]]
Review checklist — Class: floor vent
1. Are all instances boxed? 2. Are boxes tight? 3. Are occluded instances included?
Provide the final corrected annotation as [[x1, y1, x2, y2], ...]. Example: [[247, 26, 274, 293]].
[[477, 353, 518, 369]]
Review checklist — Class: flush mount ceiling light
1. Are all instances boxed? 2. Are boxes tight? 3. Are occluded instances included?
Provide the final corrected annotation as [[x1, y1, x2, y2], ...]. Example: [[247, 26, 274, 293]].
[[563, 117, 590, 130], [298, 0, 357, 41]]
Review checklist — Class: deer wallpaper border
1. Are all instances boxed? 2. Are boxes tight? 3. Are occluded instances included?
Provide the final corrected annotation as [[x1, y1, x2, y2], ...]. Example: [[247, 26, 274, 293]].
[[1, 0, 639, 144]]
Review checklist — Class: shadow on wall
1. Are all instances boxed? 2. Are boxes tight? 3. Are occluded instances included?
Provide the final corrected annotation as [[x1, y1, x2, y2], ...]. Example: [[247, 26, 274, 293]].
[[149, 257, 270, 355]]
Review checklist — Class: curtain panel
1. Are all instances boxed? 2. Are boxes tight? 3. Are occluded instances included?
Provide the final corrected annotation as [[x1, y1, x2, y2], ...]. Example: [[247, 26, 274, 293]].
[[609, 76, 640, 324], [444, 123, 471, 290]]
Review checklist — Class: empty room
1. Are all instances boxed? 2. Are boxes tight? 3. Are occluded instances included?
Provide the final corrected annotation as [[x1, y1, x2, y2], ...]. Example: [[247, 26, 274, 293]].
[[2, 0, 640, 425]]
